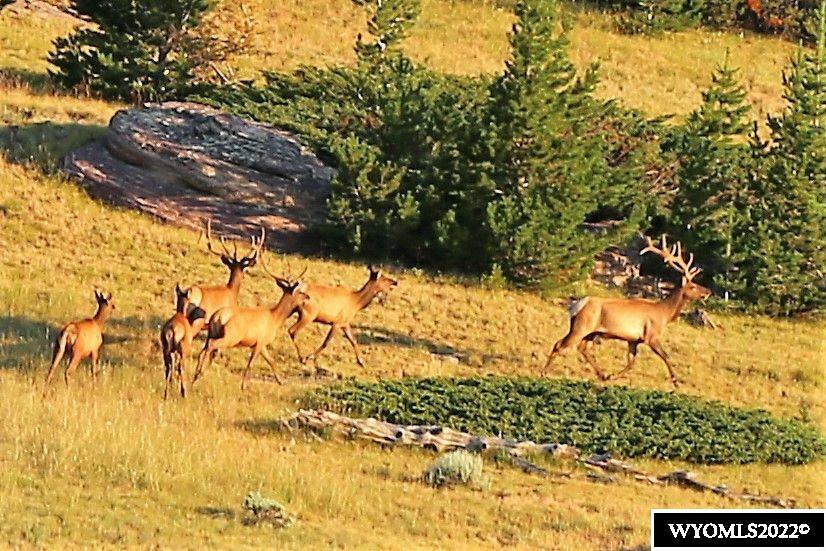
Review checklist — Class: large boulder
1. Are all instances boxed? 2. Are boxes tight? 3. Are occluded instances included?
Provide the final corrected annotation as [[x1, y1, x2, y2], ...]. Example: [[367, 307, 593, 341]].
[[62, 102, 334, 250]]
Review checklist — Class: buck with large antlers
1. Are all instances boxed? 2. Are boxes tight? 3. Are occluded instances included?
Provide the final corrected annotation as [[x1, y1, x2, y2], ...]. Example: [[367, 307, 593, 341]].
[[288, 265, 398, 368], [160, 284, 195, 400], [44, 290, 115, 392], [544, 235, 711, 387], [186, 220, 265, 333], [192, 252, 310, 389]]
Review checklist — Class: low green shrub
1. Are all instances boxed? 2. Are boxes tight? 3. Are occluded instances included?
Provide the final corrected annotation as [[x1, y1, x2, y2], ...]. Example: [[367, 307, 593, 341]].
[[423, 450, 486, 488], [242, 491, 295, 528], [305, 376, 825, 464]]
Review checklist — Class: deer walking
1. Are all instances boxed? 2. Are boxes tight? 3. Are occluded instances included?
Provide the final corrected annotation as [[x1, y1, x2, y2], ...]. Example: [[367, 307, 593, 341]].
[[544, 235, 711, 387], [44, 290, 115, 393], [287, 266, 398, 368], [160, 284, 195, 400], [186, 220, 264, 333], [193, 253, 310, 389]]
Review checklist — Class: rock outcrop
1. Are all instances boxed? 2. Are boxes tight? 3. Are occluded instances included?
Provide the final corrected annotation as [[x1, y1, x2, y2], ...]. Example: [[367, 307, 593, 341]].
[[62, 102, 334, 250]]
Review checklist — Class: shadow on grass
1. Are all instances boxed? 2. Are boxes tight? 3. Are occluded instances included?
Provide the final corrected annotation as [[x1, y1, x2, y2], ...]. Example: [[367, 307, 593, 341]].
[[0, 315, 59, 370], [353, 324, 517, 366], [195, 506, 237, 520], [0, 314, 164, 372], [0, 67, 51, 92], [235, 418, 288, 438], [0, 120, 105, 173]]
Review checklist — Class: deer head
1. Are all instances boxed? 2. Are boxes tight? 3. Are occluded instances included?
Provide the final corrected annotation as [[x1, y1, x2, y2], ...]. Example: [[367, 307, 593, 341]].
[[203, 219, 265, 273], [641, 235, 711, 301]]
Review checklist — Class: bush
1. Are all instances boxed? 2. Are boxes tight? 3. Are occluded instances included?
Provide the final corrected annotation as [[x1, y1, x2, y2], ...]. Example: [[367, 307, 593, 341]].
[[423, 450, 486, 488], [305, 377, 825, 464], [242, 491, 295, 528], [48, 0, 258, 102], [581, 0, 822, 44]]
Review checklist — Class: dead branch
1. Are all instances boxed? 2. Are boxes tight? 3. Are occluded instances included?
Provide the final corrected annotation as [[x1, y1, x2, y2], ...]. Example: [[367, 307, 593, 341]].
[[285, 409, 794, 507]]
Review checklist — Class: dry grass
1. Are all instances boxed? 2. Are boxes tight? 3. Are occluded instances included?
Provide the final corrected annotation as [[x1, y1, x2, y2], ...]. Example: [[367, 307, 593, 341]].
[[229, 0, 795, 119], [0, 157, 823, 548], [0, 1, 823, 548]]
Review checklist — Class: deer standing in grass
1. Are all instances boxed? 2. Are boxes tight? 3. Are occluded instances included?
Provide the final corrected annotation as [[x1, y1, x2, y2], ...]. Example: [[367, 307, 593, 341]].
[[44, 290, 115, 392], [186, 220, 264, 333], [544, 235, 711, 387], [287, 265, 398, 368], [192, 252, 310, 389], [160, 284, 195, 400]]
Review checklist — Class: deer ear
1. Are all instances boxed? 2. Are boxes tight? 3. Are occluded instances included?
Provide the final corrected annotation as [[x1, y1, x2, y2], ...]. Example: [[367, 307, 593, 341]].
[[175, 283, 182, 294], [275, 277, 290, 290]]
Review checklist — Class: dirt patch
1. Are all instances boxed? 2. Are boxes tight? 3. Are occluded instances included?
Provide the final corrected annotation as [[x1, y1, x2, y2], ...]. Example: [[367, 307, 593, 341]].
[[62, 102, 334, 251]]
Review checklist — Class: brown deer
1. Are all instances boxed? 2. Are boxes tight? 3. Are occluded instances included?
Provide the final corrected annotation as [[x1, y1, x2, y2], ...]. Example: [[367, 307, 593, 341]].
[[287, 265, 398, 368], [44, 290, 115, 392], [186, 220, 265, 333], [544, 235, 711, 387], [160, 284, 195, 400], [192, 252, 310, 389]]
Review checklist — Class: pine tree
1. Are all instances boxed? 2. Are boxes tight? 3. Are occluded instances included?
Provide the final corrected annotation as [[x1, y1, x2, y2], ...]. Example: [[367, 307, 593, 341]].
[[49, 0, 216, 102], [733, 1, 826, 314], [485, 0, 643, 286], [665, 55, 751, 291]]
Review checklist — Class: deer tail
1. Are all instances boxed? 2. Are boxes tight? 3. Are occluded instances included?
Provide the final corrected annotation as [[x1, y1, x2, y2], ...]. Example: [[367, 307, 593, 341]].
[[207, 317, 225, 340], [567, 297, 590, 318]]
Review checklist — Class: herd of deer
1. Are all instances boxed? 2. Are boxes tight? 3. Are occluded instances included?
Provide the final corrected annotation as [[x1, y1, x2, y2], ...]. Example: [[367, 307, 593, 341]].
[[43, 221, 711, 398]]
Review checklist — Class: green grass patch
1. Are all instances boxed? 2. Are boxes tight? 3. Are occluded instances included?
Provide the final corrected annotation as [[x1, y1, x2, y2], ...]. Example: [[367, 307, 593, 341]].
[[305, 376, 825, 465]]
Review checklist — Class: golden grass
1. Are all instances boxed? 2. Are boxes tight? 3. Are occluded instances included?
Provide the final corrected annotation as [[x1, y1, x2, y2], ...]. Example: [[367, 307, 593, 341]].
[[0, 2, 823, 548], [0, 157, 823, 548], [229, 0, 796, 119]]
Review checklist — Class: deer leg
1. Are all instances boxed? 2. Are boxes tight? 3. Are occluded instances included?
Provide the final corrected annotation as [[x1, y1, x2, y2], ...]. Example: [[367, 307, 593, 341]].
[[577, 338, 607, 381], [341, 325, 365, 368], [193, 342, 217, 384], [287, 314, 313, 364], [162, 345, 174, 400], [649, 339, 680, 388], [44, 334, 68, 392], [605, 342, 639, 381], [178, 349, 188, 398], [259, 348, 284, 385], [90, 349, 100, 382], [241, 347, 260, 391], [64, 352, 82, 388], [307, 325, 337, 365]]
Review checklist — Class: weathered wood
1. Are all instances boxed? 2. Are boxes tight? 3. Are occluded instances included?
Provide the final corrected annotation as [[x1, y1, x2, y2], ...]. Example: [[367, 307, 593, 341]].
[[286, 409, 794, 507], [284, 409, 579, 459]]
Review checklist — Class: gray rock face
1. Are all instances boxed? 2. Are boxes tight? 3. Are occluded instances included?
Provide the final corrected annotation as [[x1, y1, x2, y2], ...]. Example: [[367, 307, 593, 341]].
[[62, 102, 334, 250]]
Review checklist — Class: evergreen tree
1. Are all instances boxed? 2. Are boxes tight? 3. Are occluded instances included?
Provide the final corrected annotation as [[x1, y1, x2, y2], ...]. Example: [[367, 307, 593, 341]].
[[49, 0, 215, 102], [486, 0, 643, 286], [733, 2, 826, 314], [665, 56, 751, 291]]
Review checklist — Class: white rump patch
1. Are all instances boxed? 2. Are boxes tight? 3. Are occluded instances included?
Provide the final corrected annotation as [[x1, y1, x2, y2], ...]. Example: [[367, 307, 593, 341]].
[[568, 297, 590, 317]]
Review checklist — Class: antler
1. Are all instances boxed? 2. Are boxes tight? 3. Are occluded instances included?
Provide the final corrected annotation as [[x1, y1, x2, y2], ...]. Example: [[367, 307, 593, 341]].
[[242, 226, 266, 261], [202, 219, 233, 258], [641, 234, 702, 282], [259, 247, 307, 285]]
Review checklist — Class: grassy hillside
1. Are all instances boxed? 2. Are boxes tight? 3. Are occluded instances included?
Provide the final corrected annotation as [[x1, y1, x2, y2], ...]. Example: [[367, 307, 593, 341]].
[[0, 1, 823, 548]]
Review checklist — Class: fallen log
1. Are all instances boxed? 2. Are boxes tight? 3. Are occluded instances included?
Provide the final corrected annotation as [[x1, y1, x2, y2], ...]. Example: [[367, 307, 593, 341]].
[[282, 409, 579, 459], [283, 409, 794, 507]]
